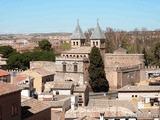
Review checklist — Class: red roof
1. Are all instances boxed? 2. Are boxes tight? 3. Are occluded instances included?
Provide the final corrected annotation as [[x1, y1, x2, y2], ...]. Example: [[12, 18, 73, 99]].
[[16, 76, 27, 82], [0, 69, 10, 77]]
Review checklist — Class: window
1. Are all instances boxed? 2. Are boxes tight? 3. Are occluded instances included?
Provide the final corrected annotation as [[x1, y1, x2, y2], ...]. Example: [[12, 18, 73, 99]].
[[135, 95, 137, 97], [73, 42, 75, 45], [56, 91, 59, 95], [74, 65, 78, 72], [132, 95, 134, 97], [63, 64, 66, 72], [11, 103, 18, 116], [76, 42, 78, 45], [96, 41, 98, 45], [93, 41, 95, 46]]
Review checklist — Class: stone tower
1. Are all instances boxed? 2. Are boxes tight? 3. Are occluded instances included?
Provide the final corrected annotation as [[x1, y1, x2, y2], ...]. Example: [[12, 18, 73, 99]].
[[90, 19, 106, 59], [70, 20, 86, 49]]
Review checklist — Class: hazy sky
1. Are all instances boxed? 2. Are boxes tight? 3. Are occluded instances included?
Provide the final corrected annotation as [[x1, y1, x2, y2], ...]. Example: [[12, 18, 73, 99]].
[[0, 0, 160, 34]]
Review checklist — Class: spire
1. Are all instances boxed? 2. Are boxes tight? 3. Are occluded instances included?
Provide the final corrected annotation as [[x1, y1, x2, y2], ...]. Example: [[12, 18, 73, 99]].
[[90, 19, 105, 39], [70, 19, 86, 40]]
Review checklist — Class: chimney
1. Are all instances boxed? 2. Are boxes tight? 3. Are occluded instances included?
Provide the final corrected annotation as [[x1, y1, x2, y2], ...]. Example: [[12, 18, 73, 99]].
[[99, 112, 105, 120]]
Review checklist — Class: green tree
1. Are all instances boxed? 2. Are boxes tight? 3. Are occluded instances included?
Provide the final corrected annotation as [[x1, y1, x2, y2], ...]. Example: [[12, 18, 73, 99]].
[[0, 46, 16, 58], [142, 48, 148, 66], [60, 41, 71, 51], [7, 52, 22, 69], [38, 39, 52, 51], [88, 46, 109, 92]]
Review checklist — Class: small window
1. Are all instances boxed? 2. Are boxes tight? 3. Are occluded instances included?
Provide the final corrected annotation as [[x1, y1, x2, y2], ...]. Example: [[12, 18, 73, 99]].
[[74, 65, 78, 72], [135, 95, 137, 97], [76, 42, 78, 45], [132, 95, 134, 97], [56, 91, 59, 95], [11, 103, 18, 116], [78, 104, 82, 106], [73, 42, 75, 45], [63, 64, 66, 72], [96, 41, 98, 45], [93, 41, 95, 46]]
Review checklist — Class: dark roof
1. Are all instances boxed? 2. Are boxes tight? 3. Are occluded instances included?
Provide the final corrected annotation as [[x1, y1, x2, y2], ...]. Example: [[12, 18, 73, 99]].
[[70, 20, 86, 40], [90, 21, 105, 40]]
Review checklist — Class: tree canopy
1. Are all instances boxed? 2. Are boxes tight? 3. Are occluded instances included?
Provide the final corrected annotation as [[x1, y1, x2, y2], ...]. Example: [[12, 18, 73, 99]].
[[38, 39, 52, 51], [0, 46, 16, 58], [60, 41, 71, 51], [6, 40, 55, 70], [88, 46, 109, 92]]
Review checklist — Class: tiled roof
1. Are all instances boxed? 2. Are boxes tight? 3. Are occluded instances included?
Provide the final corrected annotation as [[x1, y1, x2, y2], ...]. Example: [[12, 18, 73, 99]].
[[22, 68, 54, 77], [90, 21, 105, 40], [65, 106, 135, 119], [70, 20, 86, 40], [0, 82, 22, 96], [44, 95, 71, 107], [16, 75, 28, 82], [118, 85, 160, 92], [63, 46, 91, 54], [51, 110, 65, 120], [0, 69, 10, 77], [137, 108, 159, 119], [51, 82, 73, 90], [21, 98, 51, 119], [73, 85, 88, 92], [88, 99, 136, 112]]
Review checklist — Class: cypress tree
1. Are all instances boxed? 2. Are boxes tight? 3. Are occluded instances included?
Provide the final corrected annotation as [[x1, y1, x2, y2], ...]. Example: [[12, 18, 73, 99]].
[[88, 46, 109, 92]]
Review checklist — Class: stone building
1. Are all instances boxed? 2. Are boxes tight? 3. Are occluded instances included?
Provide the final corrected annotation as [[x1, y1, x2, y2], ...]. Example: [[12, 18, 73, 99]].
[[54, 20, 145, 90], [55, 20, 105, 87], [105, 47, 144, 89]]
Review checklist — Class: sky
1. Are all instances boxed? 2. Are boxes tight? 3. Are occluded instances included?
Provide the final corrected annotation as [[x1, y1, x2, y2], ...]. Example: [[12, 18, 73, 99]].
[[0, 0, 160, 34]]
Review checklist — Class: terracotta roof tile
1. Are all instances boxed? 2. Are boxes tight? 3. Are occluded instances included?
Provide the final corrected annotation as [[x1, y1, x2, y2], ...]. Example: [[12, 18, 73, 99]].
[[0, 82, 22, 96], [21, 98, 51, 119], [0, 69, 10, 77]]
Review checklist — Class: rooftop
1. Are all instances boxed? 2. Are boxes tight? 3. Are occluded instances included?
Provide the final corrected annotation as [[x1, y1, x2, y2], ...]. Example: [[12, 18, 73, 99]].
[[88, 99, 136, 112], [21, 97, 51, 119], [73, 85, 88, 92], [70, 20, 86, 40], [118, 85, 160, 92], [90, 20, 105, 40], [51, 82, 73, 90], [0, 69, 10, 77], [0, 82, 23, 96], [63, 46, 91, 54], [21, 68, 54, 77]]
